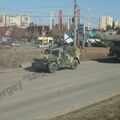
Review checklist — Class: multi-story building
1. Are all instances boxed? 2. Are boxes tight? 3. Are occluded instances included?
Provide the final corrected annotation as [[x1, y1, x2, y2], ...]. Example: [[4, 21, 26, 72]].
[[99, 16, 106, 30], [9, 15, 20, 27], [99, 16, 113, 30], [0, 13, 6, 27], [114, 20, 120, 29], [50, 11, 54, 30], [20, 14, 30, 29], [0, 13, 30, 28]]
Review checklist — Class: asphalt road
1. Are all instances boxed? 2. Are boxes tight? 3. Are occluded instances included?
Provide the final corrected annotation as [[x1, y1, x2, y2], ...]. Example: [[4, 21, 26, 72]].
[[0, 61, 120, 120]]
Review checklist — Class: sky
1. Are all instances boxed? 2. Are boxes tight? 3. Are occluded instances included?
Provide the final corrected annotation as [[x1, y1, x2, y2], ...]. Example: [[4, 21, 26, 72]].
[[0, 0, 120, 27]]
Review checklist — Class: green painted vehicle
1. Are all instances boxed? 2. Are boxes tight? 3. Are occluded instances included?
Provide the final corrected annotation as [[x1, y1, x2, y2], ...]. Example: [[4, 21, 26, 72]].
[[32, 47, 80, 73], [109, 41, 120, 62]]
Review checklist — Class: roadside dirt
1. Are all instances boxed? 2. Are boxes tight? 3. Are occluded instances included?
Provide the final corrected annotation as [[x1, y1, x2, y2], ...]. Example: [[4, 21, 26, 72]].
[[0, 47, 119, 120], [80, 47, 109, 61], [0, 47, 110, 70], [0, 47, 43, 69], [51, 95, 120, 120]]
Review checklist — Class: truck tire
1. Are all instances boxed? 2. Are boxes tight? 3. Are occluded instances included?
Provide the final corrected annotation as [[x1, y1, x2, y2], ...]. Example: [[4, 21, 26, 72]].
[[71, 59, 78, 70], [48, 62, 57, 73], [114, 57, 120, 63]]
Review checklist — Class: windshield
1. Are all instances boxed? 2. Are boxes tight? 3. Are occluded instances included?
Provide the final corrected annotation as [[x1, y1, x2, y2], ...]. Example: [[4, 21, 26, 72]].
[[52, 50, 59, 56], [44, 49, 59, 56]]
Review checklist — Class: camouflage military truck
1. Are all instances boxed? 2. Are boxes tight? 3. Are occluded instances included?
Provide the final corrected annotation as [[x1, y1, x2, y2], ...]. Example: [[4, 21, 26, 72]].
[[32, 47, 80, 73], [109, 40, 120, 62]]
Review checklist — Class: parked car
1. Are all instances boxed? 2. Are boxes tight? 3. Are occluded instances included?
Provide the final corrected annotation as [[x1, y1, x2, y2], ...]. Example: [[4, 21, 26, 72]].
[[11, 43, 21, 47], [37, 44, 51, 49]]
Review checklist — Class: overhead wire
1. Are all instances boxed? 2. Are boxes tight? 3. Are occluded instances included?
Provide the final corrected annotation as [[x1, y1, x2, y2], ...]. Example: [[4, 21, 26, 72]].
[[0, 5, 118, 28]]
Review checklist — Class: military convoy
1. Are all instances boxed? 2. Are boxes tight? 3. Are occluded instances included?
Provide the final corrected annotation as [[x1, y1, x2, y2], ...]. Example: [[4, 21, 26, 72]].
[[32, 46, 80, 73], [109, 40, 120, 62]]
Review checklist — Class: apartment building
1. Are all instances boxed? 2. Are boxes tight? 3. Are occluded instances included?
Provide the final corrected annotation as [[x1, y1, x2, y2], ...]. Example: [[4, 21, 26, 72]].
[[114, 20, 120, 29], [20, 14, 30, 29], [0, 13, 30, 28], [99, 16, 113, 30], [0, 13, 6, 27]]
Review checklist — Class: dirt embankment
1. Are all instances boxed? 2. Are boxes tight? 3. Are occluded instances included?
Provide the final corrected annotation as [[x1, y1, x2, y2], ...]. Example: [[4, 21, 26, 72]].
[[80, 47, 109, 61], [0, 47, 43, 69], [0, 47, 109, 69], [51, 95, 120, 120]]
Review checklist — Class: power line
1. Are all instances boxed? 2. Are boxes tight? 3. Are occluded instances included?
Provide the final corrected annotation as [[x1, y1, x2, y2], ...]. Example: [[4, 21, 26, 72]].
[[0, 5, 73, 9], [1, 5, 120, 16], [80, 7, 120, 16]]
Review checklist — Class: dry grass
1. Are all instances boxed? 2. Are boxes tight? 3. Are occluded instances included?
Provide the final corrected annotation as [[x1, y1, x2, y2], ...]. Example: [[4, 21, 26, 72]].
[[81, 47, 109, 61], [0, 47, 109, 69], [0, 47, 43, 69], [51, 95, 120, 120]]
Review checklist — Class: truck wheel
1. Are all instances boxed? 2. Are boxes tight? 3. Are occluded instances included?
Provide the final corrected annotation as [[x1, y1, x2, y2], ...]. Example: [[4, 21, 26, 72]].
[[115, 57, 120, 63], [71, 59, 78, 70], [48, 62, 57, 73]]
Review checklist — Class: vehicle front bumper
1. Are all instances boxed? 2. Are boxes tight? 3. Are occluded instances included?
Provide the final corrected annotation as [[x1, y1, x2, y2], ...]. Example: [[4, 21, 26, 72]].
[[32, 62, 48, 71]]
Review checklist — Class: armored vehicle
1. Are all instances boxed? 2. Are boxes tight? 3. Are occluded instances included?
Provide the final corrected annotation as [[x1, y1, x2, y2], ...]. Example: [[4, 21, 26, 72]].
[[109, 40, 120, 62], [32, 47, 80, 73]]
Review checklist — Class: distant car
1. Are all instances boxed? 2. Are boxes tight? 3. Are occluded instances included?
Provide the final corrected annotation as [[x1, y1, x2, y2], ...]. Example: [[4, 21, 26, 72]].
[[85, 38, 108, 47], [37, 44, 51, 49], [11, 43, 21, 47]]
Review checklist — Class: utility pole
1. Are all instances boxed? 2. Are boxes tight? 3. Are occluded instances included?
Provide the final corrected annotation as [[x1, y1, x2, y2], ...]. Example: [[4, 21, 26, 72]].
[[87, 8, 91, 30], [74, 0, 77, 48]]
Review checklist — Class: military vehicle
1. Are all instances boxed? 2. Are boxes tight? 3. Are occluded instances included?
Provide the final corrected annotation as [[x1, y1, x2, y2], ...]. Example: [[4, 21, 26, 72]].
[[109, 40, 120, 62], [32, 47, 80, 73]]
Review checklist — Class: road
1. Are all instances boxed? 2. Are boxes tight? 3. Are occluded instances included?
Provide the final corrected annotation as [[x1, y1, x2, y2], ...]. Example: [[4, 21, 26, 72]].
[[0, 61, 120, 120]]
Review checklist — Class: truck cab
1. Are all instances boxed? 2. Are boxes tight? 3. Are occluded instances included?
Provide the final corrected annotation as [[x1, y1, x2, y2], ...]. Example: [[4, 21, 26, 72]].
[[109, 40, 120, 62]]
